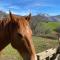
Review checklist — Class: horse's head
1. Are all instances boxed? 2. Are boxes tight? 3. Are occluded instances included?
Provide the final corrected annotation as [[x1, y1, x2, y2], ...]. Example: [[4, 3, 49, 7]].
[[9, 11, 36, 60], [9, 11, 32, 39]]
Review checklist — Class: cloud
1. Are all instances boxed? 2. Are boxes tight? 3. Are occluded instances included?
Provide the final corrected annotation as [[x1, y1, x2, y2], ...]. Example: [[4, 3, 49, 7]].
[[9, 5, 20, 10], [29, 2, 57, 8], [10, 11, 30, 16]]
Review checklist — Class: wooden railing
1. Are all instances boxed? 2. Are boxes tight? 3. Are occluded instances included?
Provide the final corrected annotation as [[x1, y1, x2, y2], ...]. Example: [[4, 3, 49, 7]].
[[36, 48, 57, 60]]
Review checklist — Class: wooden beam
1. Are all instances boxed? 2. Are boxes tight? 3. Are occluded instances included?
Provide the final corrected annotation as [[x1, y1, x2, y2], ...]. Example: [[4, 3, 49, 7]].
[[36, 48, 57, 60]]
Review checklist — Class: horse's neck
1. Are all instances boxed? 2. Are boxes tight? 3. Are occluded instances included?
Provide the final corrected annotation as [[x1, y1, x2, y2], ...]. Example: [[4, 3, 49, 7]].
[[23, 54, 37, 60]]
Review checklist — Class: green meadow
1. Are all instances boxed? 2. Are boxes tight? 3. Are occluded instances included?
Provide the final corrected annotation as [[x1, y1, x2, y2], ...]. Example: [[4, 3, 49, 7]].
[[0, 36, 58, 60]]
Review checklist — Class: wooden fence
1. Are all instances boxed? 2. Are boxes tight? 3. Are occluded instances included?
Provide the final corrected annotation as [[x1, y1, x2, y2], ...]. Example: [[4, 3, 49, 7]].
[[36, 48, 57, 60]]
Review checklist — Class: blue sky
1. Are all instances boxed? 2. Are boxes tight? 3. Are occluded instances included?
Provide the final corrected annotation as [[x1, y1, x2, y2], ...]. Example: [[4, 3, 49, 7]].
[[0, 0, 60, 16]]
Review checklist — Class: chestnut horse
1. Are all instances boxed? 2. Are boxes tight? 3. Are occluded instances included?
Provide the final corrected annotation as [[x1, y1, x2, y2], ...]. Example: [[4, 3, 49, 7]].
[[0, 11, 36, 60]]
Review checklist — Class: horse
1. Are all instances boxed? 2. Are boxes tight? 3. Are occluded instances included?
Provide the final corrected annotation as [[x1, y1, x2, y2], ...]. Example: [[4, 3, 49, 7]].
[[0, 11, 36, 60]]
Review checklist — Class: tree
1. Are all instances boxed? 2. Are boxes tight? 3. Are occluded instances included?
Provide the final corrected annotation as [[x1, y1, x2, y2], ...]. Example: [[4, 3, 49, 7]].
[[54, 27, 60, 44]]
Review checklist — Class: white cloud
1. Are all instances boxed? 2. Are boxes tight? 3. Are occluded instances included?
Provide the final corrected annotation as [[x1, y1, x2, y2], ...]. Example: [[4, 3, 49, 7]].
[[11, 11, 30, 16], [29, 2, 57, 8], [9, 5, 20, 10]]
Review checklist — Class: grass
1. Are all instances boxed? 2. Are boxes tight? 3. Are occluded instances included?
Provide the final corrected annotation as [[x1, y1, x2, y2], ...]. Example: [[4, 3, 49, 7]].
[[0, 44, 22, 60], [38, 22, 60, 31], [33, 36, 58, 53], [0, 36, 58, 60], [45, 22, 60, 29]]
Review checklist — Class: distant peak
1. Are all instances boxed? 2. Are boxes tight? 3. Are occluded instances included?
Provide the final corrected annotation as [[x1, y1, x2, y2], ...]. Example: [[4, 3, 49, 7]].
[[36, 13, 49, 17]]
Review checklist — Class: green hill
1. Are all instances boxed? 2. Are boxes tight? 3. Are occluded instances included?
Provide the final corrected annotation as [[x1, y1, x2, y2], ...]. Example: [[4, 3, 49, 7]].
[[31, 21, 60, 35], [44, 22, 60, 29]]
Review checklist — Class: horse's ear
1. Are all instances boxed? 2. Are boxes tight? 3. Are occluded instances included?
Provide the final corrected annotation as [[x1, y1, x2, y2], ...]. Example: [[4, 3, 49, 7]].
[[9, 10, 14, 21], [25, 13, 31, 22]]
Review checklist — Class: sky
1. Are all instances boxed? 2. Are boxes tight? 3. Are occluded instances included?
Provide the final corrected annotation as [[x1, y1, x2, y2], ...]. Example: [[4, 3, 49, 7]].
[[0, 0, 60, 16]]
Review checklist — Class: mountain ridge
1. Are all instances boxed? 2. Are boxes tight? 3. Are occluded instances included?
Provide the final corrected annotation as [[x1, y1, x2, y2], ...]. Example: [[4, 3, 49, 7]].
[[0, 11, 60, 21], [32, 13, 60, 22]]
